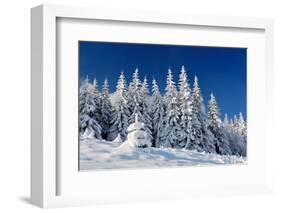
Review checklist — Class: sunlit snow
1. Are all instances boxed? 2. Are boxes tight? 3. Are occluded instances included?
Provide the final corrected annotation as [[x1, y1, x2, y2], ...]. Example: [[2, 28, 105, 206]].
[[80, 139, 247, 171]]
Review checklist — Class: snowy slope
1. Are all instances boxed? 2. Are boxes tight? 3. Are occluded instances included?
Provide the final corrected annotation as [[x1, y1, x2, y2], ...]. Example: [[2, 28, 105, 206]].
[[80, 139, 247, 170]]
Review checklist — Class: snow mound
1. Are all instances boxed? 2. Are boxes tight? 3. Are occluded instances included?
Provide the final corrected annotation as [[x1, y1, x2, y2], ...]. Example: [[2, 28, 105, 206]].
[[127, 122, 145, 132], [80, 128, 95, 140], [123, 113, 152, 148], [80, 138, 247, 170], [112, 133, 123, 144], [123, 131, 151, 148]]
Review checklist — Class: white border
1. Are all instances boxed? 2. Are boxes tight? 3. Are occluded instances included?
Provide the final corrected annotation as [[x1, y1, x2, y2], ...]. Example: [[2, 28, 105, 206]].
[[31, 4, 274, 208], [57, 17, 265, 196]]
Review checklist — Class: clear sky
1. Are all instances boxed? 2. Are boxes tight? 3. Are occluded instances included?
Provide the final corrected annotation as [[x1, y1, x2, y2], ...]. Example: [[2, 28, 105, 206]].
[[79, 41, 247, 120]]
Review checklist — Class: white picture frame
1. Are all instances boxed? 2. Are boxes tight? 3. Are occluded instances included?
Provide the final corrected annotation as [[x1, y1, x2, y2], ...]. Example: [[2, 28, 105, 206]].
[[31, 4, 274, 208]]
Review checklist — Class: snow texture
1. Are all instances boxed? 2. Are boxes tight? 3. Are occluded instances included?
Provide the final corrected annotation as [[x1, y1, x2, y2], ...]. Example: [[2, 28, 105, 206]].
[[80, 138, 246, 170]]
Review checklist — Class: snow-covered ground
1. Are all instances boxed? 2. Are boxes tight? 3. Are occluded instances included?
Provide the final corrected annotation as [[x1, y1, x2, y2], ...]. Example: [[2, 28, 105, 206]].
[[80, 139, 247, 170]]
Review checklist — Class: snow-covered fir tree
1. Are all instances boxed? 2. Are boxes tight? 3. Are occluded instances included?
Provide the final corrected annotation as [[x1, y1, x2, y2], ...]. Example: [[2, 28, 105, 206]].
[[91, 78, 102, 124], [208, 93, 232, 155], [124, 113, 152, 148], [177, 66, 193, 148], [187, 76, 216, 153], [208, 93, 220, 129], [150, 79, 164, 147], [222, 114, 246, 156], [127, 68, 144, 124], [100, 79, 113, 140], [223, 114, 229, 126], [108, 72, 130, 141], [160, 68, 181, 148], [243, 122, 247, 142], [140, 76, 153, 139], [237, 112, 247, 138], [230, 118, 234, 127], [79, 77, 102, 139], [233, 113, 247, 141], [233, 114, 239, 132]]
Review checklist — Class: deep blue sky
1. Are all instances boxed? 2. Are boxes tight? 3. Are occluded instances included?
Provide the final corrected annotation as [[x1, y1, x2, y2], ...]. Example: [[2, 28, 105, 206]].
[[79, 41, 246, 120]]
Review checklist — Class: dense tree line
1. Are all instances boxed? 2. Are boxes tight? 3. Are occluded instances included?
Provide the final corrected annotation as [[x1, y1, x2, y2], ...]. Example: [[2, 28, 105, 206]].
[[79, 66, 247, 156]]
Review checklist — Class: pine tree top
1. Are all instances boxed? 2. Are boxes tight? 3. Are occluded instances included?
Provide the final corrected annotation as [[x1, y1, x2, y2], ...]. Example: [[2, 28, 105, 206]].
[[116, 71, 127, 91], [131, 68, 141, 88], [141, 76, 149, 96], [152, 78, 160, 95], [208, 93, 221, 129], [165, 68, 177, 97], [102, 78, 110, 95], [234, 114, 238, 123], [93, 78, 98, 89], [192, 75, 205, 114], [178, 65, 191, 95], [193, 76, 203, 100], [239, 112, 245, 123], [223, 113, 229, 126]]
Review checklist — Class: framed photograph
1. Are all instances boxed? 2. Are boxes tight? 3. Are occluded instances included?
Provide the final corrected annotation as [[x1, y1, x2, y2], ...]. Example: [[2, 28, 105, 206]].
[[31, 4, 274, 208], [78, 41, 248, 171]]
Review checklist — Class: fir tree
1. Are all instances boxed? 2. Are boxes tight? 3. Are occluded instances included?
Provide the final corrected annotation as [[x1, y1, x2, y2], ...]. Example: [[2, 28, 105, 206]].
[[208, 93, 231, 155], [230, 118, 233, 125], [91, 78, 102, 124], [125, 113, 152, 148], [79, 77, 102, 139], [208, 93, 221, 130], [100, 79, 113, 140], [223, 114, 229, 126], [237, 112, 247, 142], [164, 68, 178, 100], [243, 122, 247, 143], [187, 76, 216, 153], [233, 114, 239, 132], [127, 68, 144, 124], [161, 68, 181, 148], [140, 76, 153, 139], [150, 79, 164, 147], [222, 113, 246, 156], [108, 72, 130, 141], [177, 66, 193, 148], [237, 113, 246, 134]]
